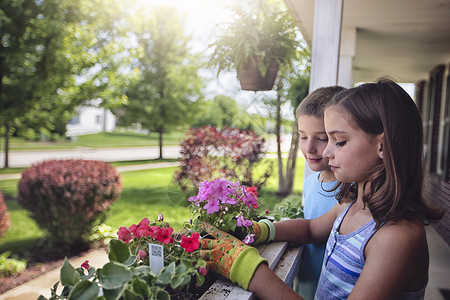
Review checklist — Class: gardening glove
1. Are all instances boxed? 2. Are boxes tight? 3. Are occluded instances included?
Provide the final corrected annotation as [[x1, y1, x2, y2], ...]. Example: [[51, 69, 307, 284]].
[[251, 219, 276, 245], [199, 223, 268, 290]]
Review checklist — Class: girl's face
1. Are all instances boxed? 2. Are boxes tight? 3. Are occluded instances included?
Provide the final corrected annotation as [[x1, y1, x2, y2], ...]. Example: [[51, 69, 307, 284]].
[[297, 115, 330, 172], [323, 106, 383, 183]]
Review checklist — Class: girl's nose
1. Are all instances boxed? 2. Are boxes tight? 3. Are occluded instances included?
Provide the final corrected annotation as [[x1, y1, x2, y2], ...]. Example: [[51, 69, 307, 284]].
[[305, 140, 316, 154], [323, 142, 332, 159]]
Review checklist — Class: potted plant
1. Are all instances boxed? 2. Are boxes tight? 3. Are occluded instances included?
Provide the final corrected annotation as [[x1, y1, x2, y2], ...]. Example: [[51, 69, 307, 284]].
[[188, 178, 270, 244], [40, 215, 208, 300], [208, 0, 299, 91]]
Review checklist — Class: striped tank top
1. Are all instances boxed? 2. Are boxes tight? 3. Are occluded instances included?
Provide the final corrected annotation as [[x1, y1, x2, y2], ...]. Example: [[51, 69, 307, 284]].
[[314, 202, 426, 299]]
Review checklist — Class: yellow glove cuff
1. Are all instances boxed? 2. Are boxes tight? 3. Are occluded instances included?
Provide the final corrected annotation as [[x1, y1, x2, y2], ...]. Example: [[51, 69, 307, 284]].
[[229, 247, 268, 290]]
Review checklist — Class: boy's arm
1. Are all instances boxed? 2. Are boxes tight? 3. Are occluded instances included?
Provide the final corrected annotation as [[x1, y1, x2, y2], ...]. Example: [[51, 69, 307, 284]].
[[348, 220, 428, 300], [274, 203, 343, 244]]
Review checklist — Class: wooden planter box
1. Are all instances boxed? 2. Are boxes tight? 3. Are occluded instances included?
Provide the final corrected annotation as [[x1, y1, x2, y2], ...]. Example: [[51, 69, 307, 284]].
[[199, 242, 303, 299]]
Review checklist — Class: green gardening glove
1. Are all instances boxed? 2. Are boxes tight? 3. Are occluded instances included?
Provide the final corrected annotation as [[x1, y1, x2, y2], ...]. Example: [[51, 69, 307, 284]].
[[199, 223, 268, 290]]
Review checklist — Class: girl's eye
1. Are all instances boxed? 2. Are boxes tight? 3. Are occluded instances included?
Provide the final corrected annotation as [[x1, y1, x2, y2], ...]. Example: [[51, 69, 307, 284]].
[[336, 141, 346, 147], [318, 138, 328, 142]]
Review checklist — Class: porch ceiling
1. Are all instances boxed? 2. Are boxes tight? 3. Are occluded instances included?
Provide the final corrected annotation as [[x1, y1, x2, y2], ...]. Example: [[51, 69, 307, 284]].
[[284, 0, 450, 83]]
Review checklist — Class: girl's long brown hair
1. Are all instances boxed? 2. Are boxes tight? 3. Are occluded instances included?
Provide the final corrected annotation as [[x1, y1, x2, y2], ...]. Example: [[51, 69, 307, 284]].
[[329, 79, 444, 228]]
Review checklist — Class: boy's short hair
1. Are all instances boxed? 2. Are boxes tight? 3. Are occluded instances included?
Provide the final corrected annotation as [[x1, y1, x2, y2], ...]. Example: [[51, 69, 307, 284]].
[[296, 86, 346, 118]]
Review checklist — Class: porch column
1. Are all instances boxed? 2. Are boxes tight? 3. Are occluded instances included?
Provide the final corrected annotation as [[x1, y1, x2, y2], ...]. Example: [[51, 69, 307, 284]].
[[309, 0, 343, 91], [306, 0, 343, 178], [338, 27, 356, 88]]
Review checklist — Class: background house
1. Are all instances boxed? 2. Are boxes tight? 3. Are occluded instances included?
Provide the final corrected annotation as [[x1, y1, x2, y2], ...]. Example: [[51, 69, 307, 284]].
[[283, 0, 449, 247], [66, 100, 116, 137]]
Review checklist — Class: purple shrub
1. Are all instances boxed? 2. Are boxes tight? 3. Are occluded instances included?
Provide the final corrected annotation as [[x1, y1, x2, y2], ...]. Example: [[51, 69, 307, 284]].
[[174, 126, 273, 191], [0, 190, 11, 240], [18, 159, 122, 248]]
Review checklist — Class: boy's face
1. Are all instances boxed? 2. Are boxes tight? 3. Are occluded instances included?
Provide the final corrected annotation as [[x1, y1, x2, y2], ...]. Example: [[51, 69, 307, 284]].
[[298, 115, 330, 172]]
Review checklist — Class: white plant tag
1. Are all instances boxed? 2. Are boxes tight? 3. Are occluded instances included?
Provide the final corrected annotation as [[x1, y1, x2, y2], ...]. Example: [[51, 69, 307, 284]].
[[149, 243, 164, 274]]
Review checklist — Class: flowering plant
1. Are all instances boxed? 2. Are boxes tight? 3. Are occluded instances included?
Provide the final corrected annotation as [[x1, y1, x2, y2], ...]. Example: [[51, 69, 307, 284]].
[[41, 215, 207, 300], [188, 178, 267, 244]]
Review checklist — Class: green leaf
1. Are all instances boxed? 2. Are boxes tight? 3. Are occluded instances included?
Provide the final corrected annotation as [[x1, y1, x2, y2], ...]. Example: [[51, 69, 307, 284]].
[[102, 285, 126, 300], [108, 239, 131, 263], [195, 272, 205, 287], [99, 262, 132, 290], [175, 264, 187, 275], [155, 269, 172, 286], [61, 258, 81, 287], [67, 280, 99, 300], [131, 278, 150, 298], [170, 274, 190, 289], [155, 289, 170, 300], [123, 289, 143, 300]]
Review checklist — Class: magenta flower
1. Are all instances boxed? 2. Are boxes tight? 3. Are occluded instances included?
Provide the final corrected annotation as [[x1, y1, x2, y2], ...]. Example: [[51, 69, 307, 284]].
[[199, 266, 208, 276], [180, 232, 200, 253], [117, 226, 133, 243], [81, 260, 90, 270], [155, 227, 174, 244]]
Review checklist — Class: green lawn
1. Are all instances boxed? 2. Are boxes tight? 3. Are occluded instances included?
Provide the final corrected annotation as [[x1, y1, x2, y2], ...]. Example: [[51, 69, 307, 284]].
[[0, 158, 305, 258]]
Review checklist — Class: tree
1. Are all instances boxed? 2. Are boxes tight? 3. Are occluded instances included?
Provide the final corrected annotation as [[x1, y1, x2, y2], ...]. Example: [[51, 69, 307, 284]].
[[193, 95, 255, 130], [121, 6, 204, 159], [264, 52, 310, 197], [0, 0, 131, 167]]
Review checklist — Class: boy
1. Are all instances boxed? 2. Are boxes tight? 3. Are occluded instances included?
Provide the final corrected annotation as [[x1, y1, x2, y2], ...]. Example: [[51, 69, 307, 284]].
[[293, 86, 345, 300]]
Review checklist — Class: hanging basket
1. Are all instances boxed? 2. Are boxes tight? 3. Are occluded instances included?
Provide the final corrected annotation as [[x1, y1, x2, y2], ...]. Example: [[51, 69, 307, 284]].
[[237, 59, 279, 91]]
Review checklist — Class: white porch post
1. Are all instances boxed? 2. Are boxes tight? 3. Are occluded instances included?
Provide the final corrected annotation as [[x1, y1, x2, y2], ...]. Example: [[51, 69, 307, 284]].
[[305, 0, 344, 178], [338, 27, 356, 88]]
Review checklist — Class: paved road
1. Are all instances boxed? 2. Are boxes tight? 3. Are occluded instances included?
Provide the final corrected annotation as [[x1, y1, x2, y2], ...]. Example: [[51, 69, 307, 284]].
[[0, 146, 182, 168], [0, 135, 292, 169]]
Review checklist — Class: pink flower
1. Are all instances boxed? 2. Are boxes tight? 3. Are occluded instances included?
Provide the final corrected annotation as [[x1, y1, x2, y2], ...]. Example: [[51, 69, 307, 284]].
[[246, 186, 258, 197], [138, 250, 147, 259], [243, 234, 255, 245], [265, 209, 270, 215], [180, 232, 200, 253], [81, 260, 90, 270], [156, 227, 174, 244], [198, 266, 208, 276], [117, 226, 133, 243], [134, 218, 150, 238]]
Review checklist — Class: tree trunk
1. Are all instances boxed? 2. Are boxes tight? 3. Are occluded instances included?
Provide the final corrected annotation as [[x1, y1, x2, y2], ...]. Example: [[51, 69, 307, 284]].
[[275, 80, 284, 196], [3, 124, 9, 168], [158, 130, 163, 159], [284, 119, 300, 192]]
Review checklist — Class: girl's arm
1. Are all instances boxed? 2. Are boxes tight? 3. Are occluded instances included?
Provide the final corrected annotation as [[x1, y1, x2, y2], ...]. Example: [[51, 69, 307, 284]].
[[248, 263, 304, 300], [349, 219, 428, 300], [274, 202, 344, 244]]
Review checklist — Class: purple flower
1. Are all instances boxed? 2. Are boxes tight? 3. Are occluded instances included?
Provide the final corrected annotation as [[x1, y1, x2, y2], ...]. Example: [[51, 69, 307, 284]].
[[236, 215, 253, 227], [243, 234, 255, 244], [204, 199, 220, 214]]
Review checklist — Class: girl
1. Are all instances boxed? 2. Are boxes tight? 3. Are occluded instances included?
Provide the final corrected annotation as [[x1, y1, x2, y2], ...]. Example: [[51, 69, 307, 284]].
[[200, 79, 444, 299]]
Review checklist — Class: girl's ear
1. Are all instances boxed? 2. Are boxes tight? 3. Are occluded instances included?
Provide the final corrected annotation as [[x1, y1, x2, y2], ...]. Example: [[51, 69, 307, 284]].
[[378, 133, 384, 159]]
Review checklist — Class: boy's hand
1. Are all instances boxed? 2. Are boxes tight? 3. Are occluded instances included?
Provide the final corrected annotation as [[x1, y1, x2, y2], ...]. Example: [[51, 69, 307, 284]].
[[199, 223, 267, 290]]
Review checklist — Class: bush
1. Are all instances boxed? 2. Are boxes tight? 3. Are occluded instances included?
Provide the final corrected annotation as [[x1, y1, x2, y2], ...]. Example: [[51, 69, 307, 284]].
[[18, 159, 122, 249], [174, 126, 273, 191], [0, 251, 26, 277], [0, 190, 11, 240]]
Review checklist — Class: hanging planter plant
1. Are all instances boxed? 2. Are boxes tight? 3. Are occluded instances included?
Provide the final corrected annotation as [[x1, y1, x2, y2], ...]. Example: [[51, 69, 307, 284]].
[[238, 59, 279, 91], [208, 0, 299, 91]]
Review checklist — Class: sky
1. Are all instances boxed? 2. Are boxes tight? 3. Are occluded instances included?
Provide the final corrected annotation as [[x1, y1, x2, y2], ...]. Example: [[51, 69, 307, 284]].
[[139, 1, 416, 119]]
